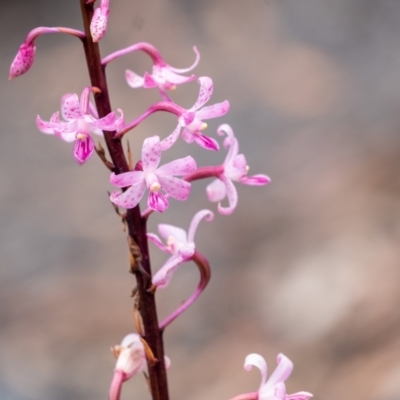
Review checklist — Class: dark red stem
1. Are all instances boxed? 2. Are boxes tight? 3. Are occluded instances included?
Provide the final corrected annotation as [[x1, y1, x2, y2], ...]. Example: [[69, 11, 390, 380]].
[[79, 2, 169, 400]]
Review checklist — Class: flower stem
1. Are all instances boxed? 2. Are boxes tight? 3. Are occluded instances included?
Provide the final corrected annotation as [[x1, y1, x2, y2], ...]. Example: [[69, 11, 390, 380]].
[[79, 2, 169, 400]]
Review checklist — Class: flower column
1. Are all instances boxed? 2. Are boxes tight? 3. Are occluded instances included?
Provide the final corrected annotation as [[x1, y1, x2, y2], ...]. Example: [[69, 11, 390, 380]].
[[79, 2, 170, 400]]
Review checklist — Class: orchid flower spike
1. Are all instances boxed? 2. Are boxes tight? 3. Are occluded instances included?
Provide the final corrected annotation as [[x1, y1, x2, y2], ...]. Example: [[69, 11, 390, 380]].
[[124, 44, 200, 97], [160, 77, 230, 151], [9, 27, 85, 79], [241, 353, 313, 400], [206, 124, 270, 215], [110, 135, 196, 212], [90, 0, 110, 42], [148, 209, 214, 288], [37, 87, 123, 164]]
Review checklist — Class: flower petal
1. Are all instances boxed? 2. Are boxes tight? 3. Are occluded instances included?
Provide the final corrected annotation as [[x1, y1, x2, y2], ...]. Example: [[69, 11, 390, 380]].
[[36, 112, 59, 134], [206, 179, 227, 203], [163, 69, 195, 85], [187, 209, 214, 242], [147, 233, 170, 253], [92, 111, 117, 131], [168, 46, 200, 73], [196, 100, 230, 120], [193, 132, 220, 151], [157, 175, 191, 201], [267, 354, 293, 386], [157, 156, 197, 176], [110, 180, 146, 209], [158, 224, 187, 243], [73, 135, 95, 164], [190, 77, 213, 111], [110, 171, 144, 187], [217, 175, 238, 215], [244, 353, 268, 390], [142, 136, 162, 171], [160, 124, 181, 151], [126, 69, 144, 88], [143, 72, 159, 88], [286, 392, 313, 400], [152, 254, 184, 288], [240, 174, 271, 186], [148, 191, 169, 212], [61, 93, 83, 120]]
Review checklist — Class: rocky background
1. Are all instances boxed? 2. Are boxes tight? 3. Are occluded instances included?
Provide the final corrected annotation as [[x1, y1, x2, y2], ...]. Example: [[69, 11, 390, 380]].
[[1, 0, 400, 399]]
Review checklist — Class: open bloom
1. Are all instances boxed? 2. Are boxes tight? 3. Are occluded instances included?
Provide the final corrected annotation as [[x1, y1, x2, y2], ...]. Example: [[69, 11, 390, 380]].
[[90, 0, 110, 42], [37, 87, 123, 164], [206, 124, 270, 215], [242, 353, 313, 400], [160, 77, 230, 151], [148, 209, 214, 288], [110, 136, 196, 212], [125, 44, 199, 94]]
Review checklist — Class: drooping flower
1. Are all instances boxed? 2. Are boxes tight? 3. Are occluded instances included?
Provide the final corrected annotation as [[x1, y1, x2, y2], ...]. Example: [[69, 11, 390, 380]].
[[160, 77, 230, 151], [206, 124, 270, 215], [124, 43, 200, 96], [110, 136, 196, 212], [90, 0, 110, 42], [148, 209, 214, 288], [241, 353, 313, 400], [36, 87, 123, 164]]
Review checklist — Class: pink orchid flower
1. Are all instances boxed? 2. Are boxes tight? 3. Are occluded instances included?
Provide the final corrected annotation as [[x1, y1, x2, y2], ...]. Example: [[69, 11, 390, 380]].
[[206, 124, 270, 215], [37, 87, 123, 164], [237, 353, 313, 400], [160, 77, 230, 151], [110, 135, 196, 212], [109, 333, 171, 400], [90, 0, 110, 42], [148, 209, 214, 288]]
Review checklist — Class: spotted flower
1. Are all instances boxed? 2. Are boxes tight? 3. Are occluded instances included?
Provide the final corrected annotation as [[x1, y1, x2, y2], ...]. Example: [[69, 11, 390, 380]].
[[160, 77, 230, 151], [242, 353, 313, 400], [148, 209, 214, 288], [110, 135, 196, 212], [90, 0, 110, 42], [36, 87, 123, 164], [206, 124, 270, 215]]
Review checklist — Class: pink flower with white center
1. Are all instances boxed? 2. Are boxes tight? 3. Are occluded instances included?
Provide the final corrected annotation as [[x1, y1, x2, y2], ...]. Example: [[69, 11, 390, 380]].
[[206, 124, 270, 215], [90, 0, 110, 42], [160, 77, 230, 151], [237, 353, 312, 400], [37, 87, 123, 164], [148, 209, 214, 288], [110, 136, 196, 212]]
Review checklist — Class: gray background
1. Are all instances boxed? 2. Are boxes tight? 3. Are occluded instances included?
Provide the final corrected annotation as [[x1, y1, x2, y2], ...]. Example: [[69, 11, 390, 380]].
[[1, 0, 400, 399]]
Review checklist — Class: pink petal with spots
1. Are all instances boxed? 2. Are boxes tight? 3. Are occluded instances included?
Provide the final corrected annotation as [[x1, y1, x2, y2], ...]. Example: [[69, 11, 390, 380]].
[[110, 180, 146, 209], [193, 133, 219, 151], [148, 191, 169, 212], [143, 72, 159, 88], [126, 69, 144, 88], [9, 42, 36, 79], [158, 224, 187, 244], [90, 5, 109, 42], [147, 233, 170, 253], [181, 128, 195, 143], [217, 175, 238, 215], [61, 94, 83, 120], [93, 111, 116, 130], [157, 156, 196, 176], [160, 124, 181, 151], [231, 154, 248, 178], [36, 112, 59, 134], [157, 176, 191, 201], [142, 136, 162, 171], [187, 209, 214, 242], [73, 135, 95, 164], [152, 254, 184, 288], [286, 392, 313, 400], [181, 111, 196, 126], [168, 46, 200, 73], [206, 179, 227, 203], [190, 77, 213, 111], [110, 171, 144, 188], [240, 174, 271, 186], [196, 100, 230, 120]]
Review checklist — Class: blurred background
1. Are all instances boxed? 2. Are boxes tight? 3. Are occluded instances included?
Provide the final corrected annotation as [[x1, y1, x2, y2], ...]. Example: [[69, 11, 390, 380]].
[[1, 0, 400, 399]]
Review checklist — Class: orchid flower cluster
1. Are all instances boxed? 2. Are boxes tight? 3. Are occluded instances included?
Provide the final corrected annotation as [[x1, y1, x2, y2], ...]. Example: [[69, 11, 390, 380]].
[[10, 2, 312, 400]]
